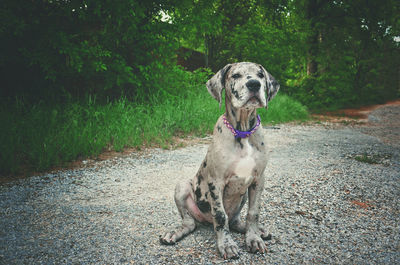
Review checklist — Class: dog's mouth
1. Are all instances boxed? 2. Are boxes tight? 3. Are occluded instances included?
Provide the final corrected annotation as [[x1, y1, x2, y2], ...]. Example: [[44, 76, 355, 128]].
[[245, 96, 262, 107]]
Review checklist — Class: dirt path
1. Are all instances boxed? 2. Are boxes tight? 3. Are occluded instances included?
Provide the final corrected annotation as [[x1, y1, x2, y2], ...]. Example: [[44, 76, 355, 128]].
[[314, 100, 400, 147], [1, 103, 399, 264]]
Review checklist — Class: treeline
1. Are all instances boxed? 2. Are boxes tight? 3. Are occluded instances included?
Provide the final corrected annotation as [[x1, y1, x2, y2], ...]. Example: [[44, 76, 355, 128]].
[[1, 0, 399, 108], [1, 0, 398, 175]]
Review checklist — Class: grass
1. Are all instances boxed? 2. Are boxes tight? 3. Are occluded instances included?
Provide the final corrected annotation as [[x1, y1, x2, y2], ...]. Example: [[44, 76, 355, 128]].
[[0, 91, 308, 176], [258, 94, 309, 124], [353, 153, 389, 164]]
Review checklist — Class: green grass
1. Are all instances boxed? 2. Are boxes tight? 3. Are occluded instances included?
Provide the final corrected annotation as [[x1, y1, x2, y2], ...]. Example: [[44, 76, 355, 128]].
[[354, 153, 386, 164], [259, 94, 309, 124], [0, 91, 308, 176]]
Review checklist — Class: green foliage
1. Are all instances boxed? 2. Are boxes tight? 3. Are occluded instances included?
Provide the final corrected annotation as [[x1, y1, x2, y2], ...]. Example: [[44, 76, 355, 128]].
[[0, 0, 180, 99], [179, 0, 399, 110], [0, 86, 308, 175], [284, 0, 400, 109], [1, 0, 398, 107]]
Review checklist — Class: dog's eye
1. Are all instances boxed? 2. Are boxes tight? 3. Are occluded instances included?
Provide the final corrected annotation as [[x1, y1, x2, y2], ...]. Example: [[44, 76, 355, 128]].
[[232, 73, 242, 79], [258, 72, 264, 78]]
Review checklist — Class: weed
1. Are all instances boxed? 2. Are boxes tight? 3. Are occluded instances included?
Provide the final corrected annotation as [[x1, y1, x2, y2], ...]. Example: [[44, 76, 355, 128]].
[[354, 154, 380, 164]]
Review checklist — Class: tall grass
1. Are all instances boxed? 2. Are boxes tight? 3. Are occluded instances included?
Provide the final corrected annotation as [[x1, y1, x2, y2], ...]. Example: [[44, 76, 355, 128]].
[[259, 94, 309, 124], [0, 90, 308, 176]]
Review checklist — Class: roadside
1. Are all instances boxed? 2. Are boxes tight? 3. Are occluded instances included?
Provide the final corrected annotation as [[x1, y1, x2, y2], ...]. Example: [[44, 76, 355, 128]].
[[0, 102, 399, 264], [2, 100, 397, 186], [313, 99, 400, 147]]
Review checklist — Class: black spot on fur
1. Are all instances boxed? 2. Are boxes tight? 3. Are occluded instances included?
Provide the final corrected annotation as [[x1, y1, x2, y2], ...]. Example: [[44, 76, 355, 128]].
[[215, 210, 226, 231], [208, 183, 218, 200], [197, 200, 211, 213], [195, 186, 202, 199], [208, 182, 216, 191], [203, 160, 207, 168], [231, 109, 236, 117], [217, 126, 222, 133], [236, 138, 243, 149], [231, 85, 240, 99], [249, 183, 257, 190], [261, 142, 264, 146], [196, 174, 203, 186]]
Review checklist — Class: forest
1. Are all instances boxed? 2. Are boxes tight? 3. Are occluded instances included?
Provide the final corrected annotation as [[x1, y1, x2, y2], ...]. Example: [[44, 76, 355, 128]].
[[0, 0, 399, 175]]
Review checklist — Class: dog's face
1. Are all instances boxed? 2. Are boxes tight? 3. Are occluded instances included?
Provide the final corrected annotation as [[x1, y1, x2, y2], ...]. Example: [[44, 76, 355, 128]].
[[207, 62, 280, 109]]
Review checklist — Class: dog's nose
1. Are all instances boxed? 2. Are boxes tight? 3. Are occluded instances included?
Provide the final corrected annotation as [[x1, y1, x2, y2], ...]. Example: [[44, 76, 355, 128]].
[[246, 79, 261, 92]]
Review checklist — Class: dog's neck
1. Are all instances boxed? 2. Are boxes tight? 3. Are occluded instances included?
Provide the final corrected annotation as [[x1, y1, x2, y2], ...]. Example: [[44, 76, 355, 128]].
[[225, 101, 258, 132]]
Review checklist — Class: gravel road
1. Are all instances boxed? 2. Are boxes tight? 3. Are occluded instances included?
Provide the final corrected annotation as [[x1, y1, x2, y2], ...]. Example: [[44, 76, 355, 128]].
[[1, 104, 399, 264]]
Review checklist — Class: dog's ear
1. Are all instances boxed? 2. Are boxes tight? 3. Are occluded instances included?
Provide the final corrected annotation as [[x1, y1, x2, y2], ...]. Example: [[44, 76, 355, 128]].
[[266, 73, 280, 101], [260, 66, 280, 106], [206, 64, 232, 107]]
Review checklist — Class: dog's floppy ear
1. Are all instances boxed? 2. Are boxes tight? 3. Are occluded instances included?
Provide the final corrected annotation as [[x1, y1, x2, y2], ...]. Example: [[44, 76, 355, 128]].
[[260, 66, 280, 106], [206, 64, 232, 107], [266, 73, 280, 101]]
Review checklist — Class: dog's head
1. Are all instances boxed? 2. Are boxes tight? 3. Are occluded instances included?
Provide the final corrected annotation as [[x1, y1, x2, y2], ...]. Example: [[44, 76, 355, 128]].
[[207, 62, 280, 109]]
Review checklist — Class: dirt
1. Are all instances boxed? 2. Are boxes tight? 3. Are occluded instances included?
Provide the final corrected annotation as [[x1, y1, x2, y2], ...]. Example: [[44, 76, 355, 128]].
[[312, 99, 400, 124]]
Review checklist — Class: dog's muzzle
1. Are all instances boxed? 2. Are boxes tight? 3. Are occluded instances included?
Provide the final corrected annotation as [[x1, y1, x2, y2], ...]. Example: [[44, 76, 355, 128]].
[[244, 79, 263, 107]]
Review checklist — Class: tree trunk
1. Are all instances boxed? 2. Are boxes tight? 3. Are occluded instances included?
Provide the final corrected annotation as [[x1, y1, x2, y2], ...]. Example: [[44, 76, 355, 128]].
[[306, 0, 319, 76], [204, 34, 209, 68]]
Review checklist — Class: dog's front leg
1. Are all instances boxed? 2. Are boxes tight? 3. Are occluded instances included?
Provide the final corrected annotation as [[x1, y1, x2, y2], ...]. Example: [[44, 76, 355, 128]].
[[246, 176, 268, 253], [208, 181, 240, 259]]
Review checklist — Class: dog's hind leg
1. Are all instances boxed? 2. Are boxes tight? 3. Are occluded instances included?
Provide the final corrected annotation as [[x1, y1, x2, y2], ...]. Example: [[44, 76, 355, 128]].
[[160, 180, 196, 245]]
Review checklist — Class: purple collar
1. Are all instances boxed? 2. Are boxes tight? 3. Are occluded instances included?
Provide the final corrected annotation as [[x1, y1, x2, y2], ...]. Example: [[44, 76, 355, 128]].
[[222, 114, 261, 139]]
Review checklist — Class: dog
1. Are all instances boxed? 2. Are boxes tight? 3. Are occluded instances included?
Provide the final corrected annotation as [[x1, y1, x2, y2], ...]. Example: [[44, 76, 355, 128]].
[[160, 62, 280, 259]]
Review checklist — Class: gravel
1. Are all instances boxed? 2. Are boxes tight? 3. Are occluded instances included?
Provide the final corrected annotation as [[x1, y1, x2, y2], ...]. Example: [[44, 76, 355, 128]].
[[1, 105, 399, 264]]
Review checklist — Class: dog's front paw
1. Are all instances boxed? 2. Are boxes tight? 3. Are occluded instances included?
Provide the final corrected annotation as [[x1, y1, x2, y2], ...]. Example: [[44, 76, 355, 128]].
[[245, 232, 267, 254], [160, 231, 178, 245], [217, 233, 240, 259]]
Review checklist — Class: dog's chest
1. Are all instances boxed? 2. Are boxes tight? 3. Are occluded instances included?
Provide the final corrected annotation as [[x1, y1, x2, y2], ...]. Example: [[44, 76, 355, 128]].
[[231, 138, 257, 183]]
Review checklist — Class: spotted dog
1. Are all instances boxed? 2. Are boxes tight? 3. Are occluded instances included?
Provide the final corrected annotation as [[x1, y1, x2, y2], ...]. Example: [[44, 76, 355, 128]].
[[160, 62, 280, 259]]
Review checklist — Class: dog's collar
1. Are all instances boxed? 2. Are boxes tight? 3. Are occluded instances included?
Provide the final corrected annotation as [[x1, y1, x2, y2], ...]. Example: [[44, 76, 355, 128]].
[[222, 114, 261, 139]]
